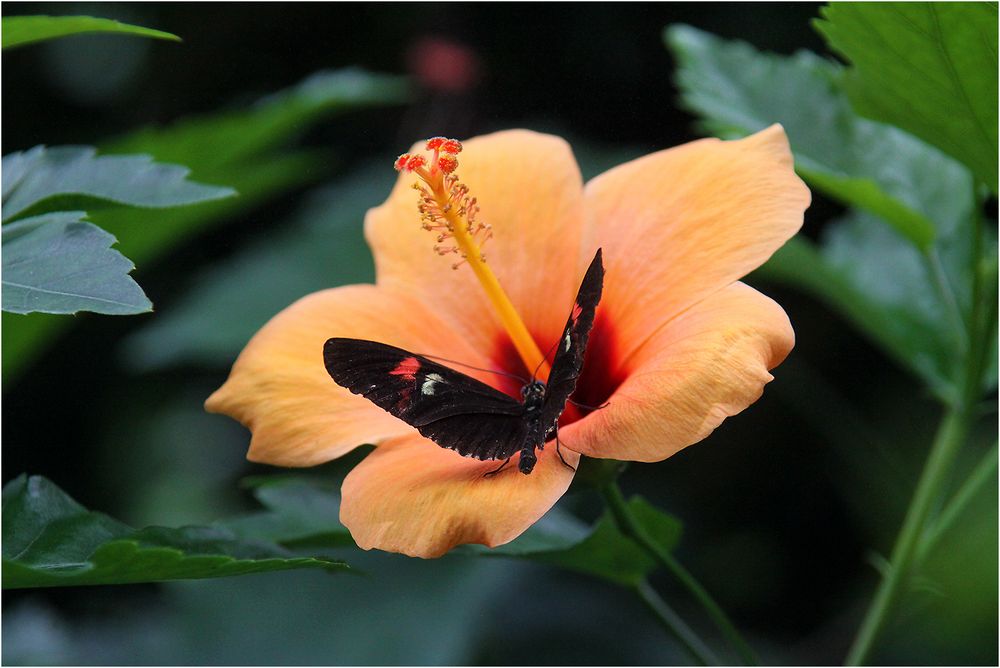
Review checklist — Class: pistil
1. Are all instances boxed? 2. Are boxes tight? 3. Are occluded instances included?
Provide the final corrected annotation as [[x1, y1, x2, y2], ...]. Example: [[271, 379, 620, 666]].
[[396, 138, 551, 380]]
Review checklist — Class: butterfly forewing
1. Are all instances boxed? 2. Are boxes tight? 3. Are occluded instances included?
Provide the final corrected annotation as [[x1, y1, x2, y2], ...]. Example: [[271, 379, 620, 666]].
[[324, 338, 527, 461], [541, 249, 604, 429], [324, 339, 523, 425]]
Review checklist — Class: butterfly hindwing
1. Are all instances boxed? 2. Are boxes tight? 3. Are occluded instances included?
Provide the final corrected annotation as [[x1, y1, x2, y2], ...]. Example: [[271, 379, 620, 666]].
[[416, 412, 527, 461], [323, 338, 526, 460], [541, 249, 604, 429]]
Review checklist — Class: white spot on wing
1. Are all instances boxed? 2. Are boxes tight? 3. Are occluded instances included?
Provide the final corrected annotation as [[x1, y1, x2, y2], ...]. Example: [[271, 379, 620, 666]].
[[563, 332, 571, 352], [421, 373, 444, 395]]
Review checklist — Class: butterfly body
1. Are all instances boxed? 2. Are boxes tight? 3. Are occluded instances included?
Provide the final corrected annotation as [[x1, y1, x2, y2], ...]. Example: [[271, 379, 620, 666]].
[[515, 380, 549, 474], [324, 249, 604, 475]]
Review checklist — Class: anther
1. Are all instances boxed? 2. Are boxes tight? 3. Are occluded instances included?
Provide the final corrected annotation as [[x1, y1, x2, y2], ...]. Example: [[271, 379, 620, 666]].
[[437, 153, 458, 174], [440, 139, 462, 154], [406, 155, 427, 171]]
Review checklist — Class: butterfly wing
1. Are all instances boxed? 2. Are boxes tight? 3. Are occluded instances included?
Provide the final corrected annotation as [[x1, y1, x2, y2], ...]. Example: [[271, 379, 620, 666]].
[[540, 248, 604, 430], [324, 338, 527, 461]]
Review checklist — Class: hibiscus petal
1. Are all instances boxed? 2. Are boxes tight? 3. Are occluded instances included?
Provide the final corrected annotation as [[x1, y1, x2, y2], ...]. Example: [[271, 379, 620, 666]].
[[341, 432, 579, 557], [366, 130, 587, 362], [561, 282, 793, 462], [584, 124, 809, 364], [206, 285, 491, 467]]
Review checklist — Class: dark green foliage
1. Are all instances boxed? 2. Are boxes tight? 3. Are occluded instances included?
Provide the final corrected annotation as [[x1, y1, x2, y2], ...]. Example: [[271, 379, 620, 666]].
[[2, 145, 234, 222], [667, 24, 987, 402], [2, 475, 347, 588], [225, 476, 682, 588]]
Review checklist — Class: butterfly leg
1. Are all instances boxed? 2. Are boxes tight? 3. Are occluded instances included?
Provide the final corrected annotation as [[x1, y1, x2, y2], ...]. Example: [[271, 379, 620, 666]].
[[555, 430, 577, 472], [568, 398, 610, 411], [483, 458, 512, 478]]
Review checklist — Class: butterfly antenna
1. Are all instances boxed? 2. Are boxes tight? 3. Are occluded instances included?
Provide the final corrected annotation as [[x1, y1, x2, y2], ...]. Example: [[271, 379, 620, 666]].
[[415, 353, 529, 384], [532, 337, 562, 381]]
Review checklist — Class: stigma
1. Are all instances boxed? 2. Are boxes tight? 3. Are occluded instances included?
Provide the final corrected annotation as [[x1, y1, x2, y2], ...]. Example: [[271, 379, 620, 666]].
[[392, 136, 550, 380], [395, 137, 492, 270]]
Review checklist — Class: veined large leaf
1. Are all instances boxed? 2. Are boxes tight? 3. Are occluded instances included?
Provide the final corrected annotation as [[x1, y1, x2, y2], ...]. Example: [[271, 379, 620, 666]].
[[2, 15, 180, 49], [2, 214, 150, 315], [815, 3, 998, 191], [666, 24, 974, 250], [1, 145, 235, 222], [2, 69, 409, 380], [2, 475, 347, 589], [666, 24, 981, 401]]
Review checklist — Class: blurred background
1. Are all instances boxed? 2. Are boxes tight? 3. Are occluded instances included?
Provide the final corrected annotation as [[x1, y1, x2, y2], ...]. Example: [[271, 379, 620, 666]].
[[2, 2, 996, 665]]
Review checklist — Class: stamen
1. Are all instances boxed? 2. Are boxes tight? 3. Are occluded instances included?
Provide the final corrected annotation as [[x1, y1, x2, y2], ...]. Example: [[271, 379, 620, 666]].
[[395, 137, 550, 379]]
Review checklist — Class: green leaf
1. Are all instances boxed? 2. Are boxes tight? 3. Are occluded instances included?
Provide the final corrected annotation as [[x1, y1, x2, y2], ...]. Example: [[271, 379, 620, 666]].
[[2, 475, 347, 589], [754, 217, 960, 402], [2, 15, 180, 49], [105, 68, 409, 169], [1, 146, 235, 222], [470, 496, 683, 587], [815, 3, 999, 191], [219, 478, 353, 549], [2, 214, 151, 315], [665, 23, 975, 249], [3, 69, 408, 381], [666, 24, 981, 401]]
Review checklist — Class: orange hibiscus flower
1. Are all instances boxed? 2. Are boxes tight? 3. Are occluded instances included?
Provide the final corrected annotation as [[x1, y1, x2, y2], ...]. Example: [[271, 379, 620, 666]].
[[206, 127, 809, 558]]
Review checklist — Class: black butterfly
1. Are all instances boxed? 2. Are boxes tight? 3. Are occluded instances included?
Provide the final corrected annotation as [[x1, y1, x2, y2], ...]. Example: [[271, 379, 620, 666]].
[[324, 248, 604, 475]]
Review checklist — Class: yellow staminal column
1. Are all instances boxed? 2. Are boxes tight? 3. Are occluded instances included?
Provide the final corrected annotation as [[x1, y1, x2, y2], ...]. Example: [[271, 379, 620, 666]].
[[396, 138, 551, 380]]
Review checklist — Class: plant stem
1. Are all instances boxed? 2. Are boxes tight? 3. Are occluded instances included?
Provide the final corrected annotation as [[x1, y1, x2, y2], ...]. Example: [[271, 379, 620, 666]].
[[601, 481, 759, 665], [846, 189, 994, 665], [844, 404, 973, 665], [916, 441, 998, 562], [634, 578, 721, 665], [923, 247, 969, 355]]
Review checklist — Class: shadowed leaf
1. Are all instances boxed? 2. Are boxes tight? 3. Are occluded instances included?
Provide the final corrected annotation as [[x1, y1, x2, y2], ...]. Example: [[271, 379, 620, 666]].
[[1, 146, 234, 222], [666, 23, 974, 249], [667, 24, 985, 401], [2, 475, 347, 589], [2, 215, 150, 315]]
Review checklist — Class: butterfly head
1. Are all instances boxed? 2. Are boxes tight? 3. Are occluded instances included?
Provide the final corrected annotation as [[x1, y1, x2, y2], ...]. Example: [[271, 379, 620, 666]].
[[520, 380, 546, 409]]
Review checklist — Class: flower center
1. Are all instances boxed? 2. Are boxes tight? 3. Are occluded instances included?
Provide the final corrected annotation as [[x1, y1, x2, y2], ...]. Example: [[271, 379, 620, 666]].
[[395, 137, 550, 380]]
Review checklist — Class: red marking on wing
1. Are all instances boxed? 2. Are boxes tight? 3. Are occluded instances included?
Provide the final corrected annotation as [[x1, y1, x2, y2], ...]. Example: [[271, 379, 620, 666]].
[[570, 302, 583, 323], [389, 356, 420, 383]]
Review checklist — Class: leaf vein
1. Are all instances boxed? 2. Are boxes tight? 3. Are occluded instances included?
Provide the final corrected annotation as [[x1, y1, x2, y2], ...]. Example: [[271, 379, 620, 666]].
[[1, 279, 145, 308]]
